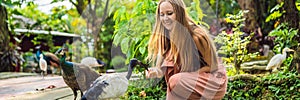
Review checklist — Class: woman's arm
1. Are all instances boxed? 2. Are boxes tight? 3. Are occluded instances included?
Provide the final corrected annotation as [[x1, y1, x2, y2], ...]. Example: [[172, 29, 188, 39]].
[[146, 67, 164, 78], [198, 66, 211, 73]]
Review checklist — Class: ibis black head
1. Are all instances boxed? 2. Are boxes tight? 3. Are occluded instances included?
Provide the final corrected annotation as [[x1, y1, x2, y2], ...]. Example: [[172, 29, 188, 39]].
[[129, 58, 139, 68], [129, 58, 149, 71]]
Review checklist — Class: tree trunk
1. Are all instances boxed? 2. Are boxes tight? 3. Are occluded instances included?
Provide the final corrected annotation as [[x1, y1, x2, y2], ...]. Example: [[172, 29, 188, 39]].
[[72, 0, 109, 58], [283, 0, 300, 43], [93, 25, 100, 57], [0, 5, 15, 72], [256, 0, 277, 34], [236, 0, 258, 32], [0, 5, 10, 52], [283, 0, 299, 29]]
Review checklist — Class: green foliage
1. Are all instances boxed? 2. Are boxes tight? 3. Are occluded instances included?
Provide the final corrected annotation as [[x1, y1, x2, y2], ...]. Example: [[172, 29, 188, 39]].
[[113, 0, 156, 64], [297, 2, 300, 11], [265, 2, 284, 22], [31, 33, 54, 51], [13, 3, 70, 32], [6, 2, 72, 52], [268, 23, 299, 54], [208, 0, 240, 18], [225, 71, 300, 99], [187, 0, 209, 27], [121, 78, 166, 99], [111, 56, 126, 69], [283, 56, 293, 72], [0, 0, 22, 8], [113, 0, 212, 65], [96, 14, 115, 69], [214, 11, 258, 75], [21, 52, 36, 69]]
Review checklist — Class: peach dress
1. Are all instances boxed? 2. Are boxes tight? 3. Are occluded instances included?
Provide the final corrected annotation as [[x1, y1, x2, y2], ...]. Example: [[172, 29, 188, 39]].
[[162, 59, 227, 100], [161, 27, 227, 100]]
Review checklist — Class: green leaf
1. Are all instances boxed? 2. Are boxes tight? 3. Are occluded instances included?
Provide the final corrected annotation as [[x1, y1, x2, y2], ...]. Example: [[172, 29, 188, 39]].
[[121, 37, 130, 54], [113, 33, 122, 46], [139, 47, 146, 54], [270, 2, 284, 13]]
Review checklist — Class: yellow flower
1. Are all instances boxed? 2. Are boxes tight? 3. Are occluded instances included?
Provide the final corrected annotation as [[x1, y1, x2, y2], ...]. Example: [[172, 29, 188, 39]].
[[139, 91, 146, 97], [274, 21, 280, 28]]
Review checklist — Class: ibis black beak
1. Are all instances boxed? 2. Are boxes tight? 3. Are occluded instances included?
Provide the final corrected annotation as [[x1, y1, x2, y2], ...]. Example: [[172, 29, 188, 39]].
[[137, 61, 149, 71], [129, 58, 149, 71]]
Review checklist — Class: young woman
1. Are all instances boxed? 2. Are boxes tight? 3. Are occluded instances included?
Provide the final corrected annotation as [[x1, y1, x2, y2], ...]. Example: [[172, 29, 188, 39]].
[[146, 0, 227, 99]]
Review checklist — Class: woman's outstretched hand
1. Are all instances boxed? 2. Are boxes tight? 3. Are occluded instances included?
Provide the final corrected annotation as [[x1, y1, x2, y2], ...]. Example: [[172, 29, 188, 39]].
[[145, 68, 162, 78]]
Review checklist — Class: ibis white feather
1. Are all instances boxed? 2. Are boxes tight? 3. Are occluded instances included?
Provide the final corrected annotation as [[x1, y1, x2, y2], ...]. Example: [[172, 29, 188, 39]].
[[266, 48, 294, 72], [81, 58, 147, 100], [39, 54, 47, 79]]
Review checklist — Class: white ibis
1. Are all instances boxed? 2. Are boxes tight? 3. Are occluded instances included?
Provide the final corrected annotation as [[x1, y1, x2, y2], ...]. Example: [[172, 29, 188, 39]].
[[81, 58, 148, 100]]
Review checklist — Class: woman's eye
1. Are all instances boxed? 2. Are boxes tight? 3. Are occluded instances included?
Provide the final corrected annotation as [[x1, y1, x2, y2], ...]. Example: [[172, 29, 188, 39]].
[[167, 12, 173, 15], [160, 13, 164, 16]]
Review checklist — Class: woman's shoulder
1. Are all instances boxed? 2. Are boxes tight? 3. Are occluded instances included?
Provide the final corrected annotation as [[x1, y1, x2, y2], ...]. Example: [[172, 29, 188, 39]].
[[191, 25, 209, 40], [190, 24, 211, 49]]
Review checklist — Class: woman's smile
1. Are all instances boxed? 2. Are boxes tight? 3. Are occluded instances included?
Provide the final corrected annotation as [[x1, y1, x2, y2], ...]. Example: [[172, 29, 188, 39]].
[[160, 2, 176, 30]]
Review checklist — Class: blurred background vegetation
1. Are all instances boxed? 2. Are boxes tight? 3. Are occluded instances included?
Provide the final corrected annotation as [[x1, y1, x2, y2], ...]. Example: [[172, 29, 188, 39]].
[[1, 0, 300, 99]]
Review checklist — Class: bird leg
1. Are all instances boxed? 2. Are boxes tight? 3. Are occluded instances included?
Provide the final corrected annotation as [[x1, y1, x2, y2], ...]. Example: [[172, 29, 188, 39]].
[[272, 67, 278, 73], [41, 71, 44, 79], [297, 63, 300, 73], [50, 66, 54, 76], [80, 90, 83, 98], [73, 90, 77, 100], [45, 70, 47, 76]]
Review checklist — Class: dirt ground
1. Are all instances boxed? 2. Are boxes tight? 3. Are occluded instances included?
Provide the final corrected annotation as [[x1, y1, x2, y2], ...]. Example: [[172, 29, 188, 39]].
[[0, 74, 79, 100]]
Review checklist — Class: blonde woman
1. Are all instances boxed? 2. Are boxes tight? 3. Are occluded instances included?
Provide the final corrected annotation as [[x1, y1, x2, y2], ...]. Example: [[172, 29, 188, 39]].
[[146, 0, 227, 99]]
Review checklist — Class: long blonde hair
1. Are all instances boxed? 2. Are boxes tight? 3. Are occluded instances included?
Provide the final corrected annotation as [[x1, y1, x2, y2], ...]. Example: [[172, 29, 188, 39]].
[[148, 0, 218, 72]]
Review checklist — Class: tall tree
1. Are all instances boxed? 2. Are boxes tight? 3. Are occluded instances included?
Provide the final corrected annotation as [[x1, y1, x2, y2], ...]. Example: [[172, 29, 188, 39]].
[[236, 0, 257, 31], [0, 5, 10, 52], [69, 0, 110, 58], [286, 0, 300, 45], [235, 0, 277, 33], [283, 0, 299, 30], [0, 3, 22, 72], [0, 4, 13, 71]]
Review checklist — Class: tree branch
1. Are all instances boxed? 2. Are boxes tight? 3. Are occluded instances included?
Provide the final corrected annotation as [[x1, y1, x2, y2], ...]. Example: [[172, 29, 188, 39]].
[[69, 0, 77, 6], [100, 0, 109, 26]]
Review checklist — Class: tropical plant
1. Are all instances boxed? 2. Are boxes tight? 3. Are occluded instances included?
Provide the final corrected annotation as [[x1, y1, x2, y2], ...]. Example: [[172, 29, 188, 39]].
[[112, 0, 156, 64], [120, 78, 167, 99], [214, 11, 258, 75], [265, 2, 284, 23], [265, 0, 299, 30], [113, 0, 211, 65], [268, 23, 299, 54], [7, 2, 74, 53], [224, 71, 300, 99]]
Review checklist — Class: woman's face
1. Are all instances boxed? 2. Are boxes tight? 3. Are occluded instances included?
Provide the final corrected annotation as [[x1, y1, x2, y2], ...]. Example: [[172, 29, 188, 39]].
[[159, 1, 176, 30]]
